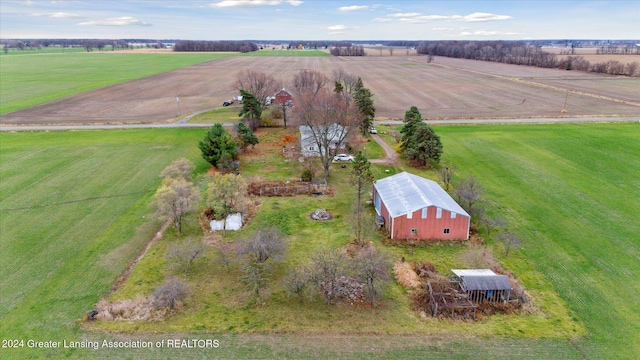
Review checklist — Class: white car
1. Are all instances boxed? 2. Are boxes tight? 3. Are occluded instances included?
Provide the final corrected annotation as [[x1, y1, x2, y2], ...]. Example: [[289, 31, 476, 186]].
[[333, 154, 354, 162], [369, 127, 378, 134]]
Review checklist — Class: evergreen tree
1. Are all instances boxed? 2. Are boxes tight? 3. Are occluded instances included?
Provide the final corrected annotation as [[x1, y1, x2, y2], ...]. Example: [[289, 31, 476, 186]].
[[354, 77, 375, 136], [198, 123, 237, 168], [351, 151, 374, 245], [238, 89, 262, 121], [236, 122, 259, 149], [404, 122, 443, 167], [400, 106, 423, 151]]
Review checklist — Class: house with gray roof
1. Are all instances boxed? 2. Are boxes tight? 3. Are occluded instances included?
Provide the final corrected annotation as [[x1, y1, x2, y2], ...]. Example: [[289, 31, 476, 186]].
[[299, 124, 346, 157]]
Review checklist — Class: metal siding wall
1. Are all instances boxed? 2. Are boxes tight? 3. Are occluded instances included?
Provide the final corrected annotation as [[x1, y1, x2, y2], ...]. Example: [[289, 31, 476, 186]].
[[381, 205, 470, 241]]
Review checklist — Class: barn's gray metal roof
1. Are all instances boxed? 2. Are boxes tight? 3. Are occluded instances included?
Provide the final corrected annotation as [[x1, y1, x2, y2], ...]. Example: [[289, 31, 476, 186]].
[[460, 275, 512, 291], [373, 172, 469, 218]]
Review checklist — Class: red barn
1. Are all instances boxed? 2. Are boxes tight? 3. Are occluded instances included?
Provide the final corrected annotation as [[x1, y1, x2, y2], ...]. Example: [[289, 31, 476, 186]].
[[373, 172, 470, 240], [274, 88, 292, 105]]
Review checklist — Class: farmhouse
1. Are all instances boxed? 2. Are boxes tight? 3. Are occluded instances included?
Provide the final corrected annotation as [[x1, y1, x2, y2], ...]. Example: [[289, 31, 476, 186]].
[[299, 124, 347, 157], [451, 269, 513, 303], [373, 172, 470, 240]]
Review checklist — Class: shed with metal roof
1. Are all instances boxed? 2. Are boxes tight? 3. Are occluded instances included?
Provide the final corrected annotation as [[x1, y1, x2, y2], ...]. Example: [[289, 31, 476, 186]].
[[452, 269, 513, 303]]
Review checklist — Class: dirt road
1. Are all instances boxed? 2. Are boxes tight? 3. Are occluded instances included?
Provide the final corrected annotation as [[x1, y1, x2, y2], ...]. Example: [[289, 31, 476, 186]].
[[369, 134, 399, 165]]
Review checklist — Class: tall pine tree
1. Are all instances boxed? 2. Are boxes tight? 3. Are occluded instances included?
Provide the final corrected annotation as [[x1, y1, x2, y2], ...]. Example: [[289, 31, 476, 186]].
[[353, 77, 375, 136], [198, 123, 237, 168]]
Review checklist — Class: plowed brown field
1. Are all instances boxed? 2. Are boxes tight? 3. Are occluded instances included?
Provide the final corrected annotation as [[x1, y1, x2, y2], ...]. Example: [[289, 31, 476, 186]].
[[2, 56, 639, 125]]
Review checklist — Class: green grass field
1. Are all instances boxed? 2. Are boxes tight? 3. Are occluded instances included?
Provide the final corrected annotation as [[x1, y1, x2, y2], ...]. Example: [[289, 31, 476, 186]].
[[0, 52, 231, 114], [1, 46, 89, 55], [0, 128, 209, 358], [188, 107, 243, 124], [436, 123, 640, 359], [1, 123, 638, 359]]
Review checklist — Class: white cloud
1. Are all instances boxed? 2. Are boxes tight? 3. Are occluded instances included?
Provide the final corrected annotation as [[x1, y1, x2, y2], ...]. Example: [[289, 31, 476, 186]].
[[399, 15, 449, 24], [388, 12, 421, 18], [459, 12, 512, 22], [457, 30, 520, 37], [387, 12, 511, 24], [328, 24, 347, 31], [50, 12, 83, 19], [31, 12, 83, 19], [338, 5, 368, 12], [78, 16, 152, 26], [211, 0, 302, 8], [372, 17, 392, 22], [328, 32, 345, 35]]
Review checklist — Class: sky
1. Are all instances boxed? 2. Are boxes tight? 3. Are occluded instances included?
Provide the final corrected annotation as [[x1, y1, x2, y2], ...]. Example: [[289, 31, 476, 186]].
[[1, 0, 639, 40]]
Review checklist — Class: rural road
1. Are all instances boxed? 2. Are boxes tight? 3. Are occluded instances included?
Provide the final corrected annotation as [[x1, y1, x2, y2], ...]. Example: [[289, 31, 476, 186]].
[[1, 116, 638, 132]]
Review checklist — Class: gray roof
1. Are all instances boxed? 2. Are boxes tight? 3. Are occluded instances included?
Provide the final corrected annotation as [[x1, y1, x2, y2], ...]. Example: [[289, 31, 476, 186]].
[[373, 172, 469, 218], [460, 275, 512, 291]]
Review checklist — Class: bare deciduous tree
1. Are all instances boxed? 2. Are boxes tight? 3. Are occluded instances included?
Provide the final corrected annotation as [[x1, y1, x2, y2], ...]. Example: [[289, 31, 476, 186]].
[[160, 158, 195, 181], [497, 232, 522, 256], [235, 70, 281, 106], [294, 88, 362, 178], [438, 163, 456, 191], [212, 240, 234, 273], [332, 69, 359, 99], [240, 253, 268, 304], [237, 227, 287, 264], [292, 70, 328, 99], [152, 178, 200, 236], [284, 266, 310, 301], [166, 237, 206, 275], [455, 176, 484, 211], [151, 278, 189, 309], [353, 247, 390, 306], [309, 249, 348, 304], [481, 215, 506, 236]]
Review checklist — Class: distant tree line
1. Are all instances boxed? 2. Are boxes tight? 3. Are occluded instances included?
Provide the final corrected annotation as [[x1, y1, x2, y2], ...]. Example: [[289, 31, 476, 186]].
[[416, 41, 639, 77], [287, 40, 352, 49], [330, 45, 365, 56], [1, 39, 130, 52], [173, 41, 258, 53]]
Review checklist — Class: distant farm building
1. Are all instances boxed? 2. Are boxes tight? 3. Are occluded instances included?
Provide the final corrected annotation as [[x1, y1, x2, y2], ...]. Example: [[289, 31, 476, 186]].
[[274, 88, 292, 105], [373, 172, 470, 240], [299, 124, 346, 157]]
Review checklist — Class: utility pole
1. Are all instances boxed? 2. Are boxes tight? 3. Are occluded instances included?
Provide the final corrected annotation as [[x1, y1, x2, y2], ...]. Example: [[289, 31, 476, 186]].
[[561, 89, 569, 113]]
